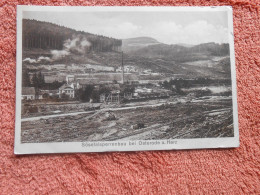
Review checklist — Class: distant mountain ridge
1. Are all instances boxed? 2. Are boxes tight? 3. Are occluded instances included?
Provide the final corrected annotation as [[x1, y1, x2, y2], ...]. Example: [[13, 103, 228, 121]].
[[126, 41, 230, 63], [176, 43, 194, 48], [22, 20, 231, 79], [122, 37, 160, 52], [124, 37, 159, 44]]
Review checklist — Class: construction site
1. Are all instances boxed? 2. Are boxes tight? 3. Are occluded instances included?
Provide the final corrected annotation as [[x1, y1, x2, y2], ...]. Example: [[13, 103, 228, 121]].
[[21, 94, 234, 143], [20, 19, 234, 143], [21, 49, 234, 143]]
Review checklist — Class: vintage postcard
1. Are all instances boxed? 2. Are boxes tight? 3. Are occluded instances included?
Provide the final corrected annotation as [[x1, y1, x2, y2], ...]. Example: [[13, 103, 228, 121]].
[[15, 6, 239, 154]]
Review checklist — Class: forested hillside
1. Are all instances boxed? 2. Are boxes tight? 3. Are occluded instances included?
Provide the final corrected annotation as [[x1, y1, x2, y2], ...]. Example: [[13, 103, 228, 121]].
[[21, 20, 231, 79], [127, 42, 230, 63], [22, 19, 122, 52]]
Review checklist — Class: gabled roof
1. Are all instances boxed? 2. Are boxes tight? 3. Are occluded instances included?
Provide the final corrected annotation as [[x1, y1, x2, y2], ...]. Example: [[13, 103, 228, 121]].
[[38, 89, 59, 95], [59, 84, 74, 90], [22, 87, 35, 95]]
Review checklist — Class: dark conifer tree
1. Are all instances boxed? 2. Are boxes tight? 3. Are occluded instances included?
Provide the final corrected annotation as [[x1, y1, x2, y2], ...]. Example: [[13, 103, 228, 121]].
[[22, 69, 31, 87]]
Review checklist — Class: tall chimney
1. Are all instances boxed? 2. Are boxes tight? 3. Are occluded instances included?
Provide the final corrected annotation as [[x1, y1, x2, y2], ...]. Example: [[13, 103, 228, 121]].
[[121, 51, 124, 84]]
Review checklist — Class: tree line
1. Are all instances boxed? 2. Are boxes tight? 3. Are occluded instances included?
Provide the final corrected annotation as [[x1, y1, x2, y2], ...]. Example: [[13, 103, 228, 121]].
[[23, 19, 122, 52], [22, 69, 64, 90], [161, 78, 231, 91], [77, 85, 135, 103]]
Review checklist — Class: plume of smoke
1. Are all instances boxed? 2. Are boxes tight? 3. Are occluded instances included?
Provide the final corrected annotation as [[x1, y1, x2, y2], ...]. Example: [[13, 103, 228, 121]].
[[64, 37, 79, 51], [37, 56, 52, 62], [81, 38, 91, 47], [51, 50, 70, 61], [23, 35, 92, 63], [49, 35, 91, 61], [23, 58, 37, 63], [64, 36, 91, 55], [23, 56, 52, 64]]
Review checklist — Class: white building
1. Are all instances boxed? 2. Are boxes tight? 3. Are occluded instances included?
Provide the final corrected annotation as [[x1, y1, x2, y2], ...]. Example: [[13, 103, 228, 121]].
[[22, 87, 36, 100], [66, 75, 75, 83], [59, 83, 75, 98]]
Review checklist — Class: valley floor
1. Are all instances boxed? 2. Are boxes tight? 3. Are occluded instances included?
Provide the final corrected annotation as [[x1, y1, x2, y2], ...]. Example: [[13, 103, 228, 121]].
[[21, 95, 234, 143]]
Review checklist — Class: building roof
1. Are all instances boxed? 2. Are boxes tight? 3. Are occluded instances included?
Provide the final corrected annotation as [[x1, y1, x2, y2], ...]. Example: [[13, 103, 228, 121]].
[[77, 78, 99, 85], [75, 73, 139, 83], [44, 75, 66, 83], [38, 89, 59, 95], [22, 87, 35, 95], [59, 84, 74, 90]]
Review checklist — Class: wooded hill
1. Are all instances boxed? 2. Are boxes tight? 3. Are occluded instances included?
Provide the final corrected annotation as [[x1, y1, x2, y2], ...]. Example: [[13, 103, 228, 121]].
[[22, 19, 122, 52], [127, 42, 230, 63]]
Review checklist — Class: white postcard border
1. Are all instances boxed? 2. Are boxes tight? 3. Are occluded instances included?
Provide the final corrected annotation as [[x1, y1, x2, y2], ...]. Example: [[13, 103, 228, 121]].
[[14, 5, 239, 154]]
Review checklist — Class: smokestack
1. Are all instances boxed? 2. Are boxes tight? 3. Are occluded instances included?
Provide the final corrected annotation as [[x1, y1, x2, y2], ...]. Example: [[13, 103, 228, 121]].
[[122, 51, 124, 84]]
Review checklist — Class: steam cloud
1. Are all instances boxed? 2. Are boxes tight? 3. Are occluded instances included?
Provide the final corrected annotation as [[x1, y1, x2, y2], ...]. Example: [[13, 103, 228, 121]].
[[37, 56, 52, 62], [23, 56, 52, 63], [50, 50, 70, 61], [23, 58, 37, 63], [23, 35, 92, 63], [51, 35, 91, 60], [64, 36, 91, 54]]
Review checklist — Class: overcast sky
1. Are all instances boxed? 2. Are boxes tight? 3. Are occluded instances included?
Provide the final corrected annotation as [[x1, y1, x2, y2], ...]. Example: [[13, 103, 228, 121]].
[[24, 11, 229, 45]]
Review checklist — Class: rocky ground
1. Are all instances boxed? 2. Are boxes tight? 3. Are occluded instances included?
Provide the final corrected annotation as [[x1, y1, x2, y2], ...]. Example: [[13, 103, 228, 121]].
[[21, 96, 234, 143]]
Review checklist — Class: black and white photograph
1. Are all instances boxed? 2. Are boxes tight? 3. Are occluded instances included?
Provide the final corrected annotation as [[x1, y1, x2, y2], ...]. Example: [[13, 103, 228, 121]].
[[15, 6, 239, 154]]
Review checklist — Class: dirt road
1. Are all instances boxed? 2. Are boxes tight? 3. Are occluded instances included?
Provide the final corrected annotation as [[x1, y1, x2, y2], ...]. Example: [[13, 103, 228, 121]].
[[21, 101, 177, 122]]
